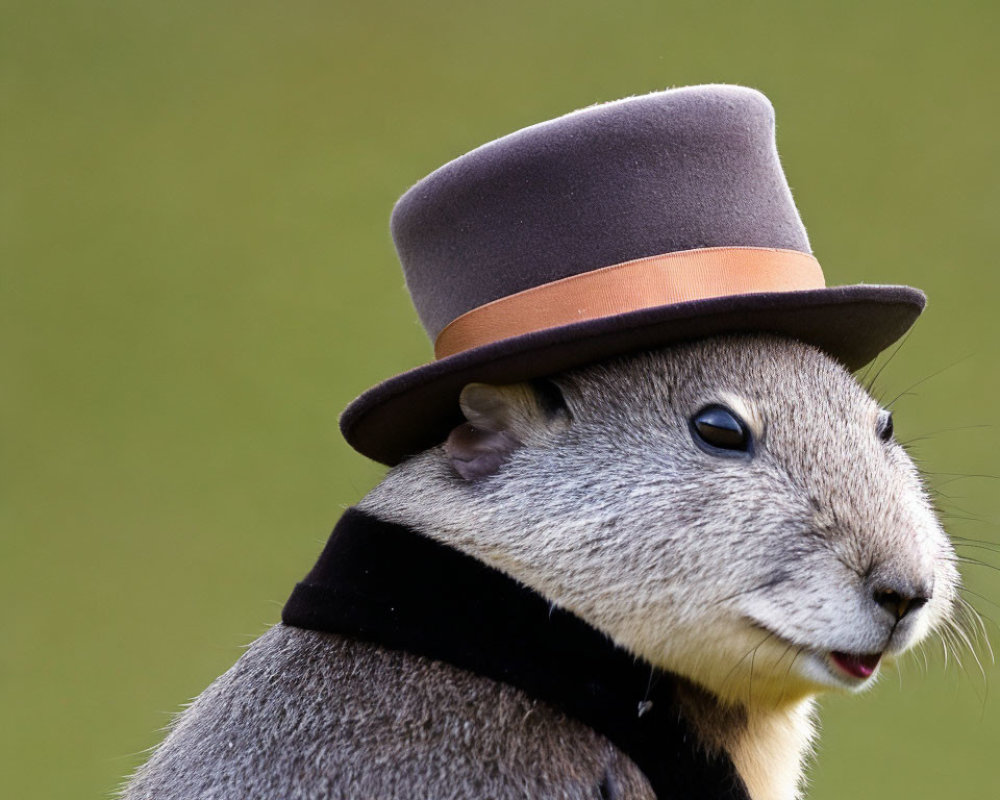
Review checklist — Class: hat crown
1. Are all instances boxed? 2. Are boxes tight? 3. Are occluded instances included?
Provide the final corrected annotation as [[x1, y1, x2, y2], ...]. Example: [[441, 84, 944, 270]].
[[391, 85, 811, 342]]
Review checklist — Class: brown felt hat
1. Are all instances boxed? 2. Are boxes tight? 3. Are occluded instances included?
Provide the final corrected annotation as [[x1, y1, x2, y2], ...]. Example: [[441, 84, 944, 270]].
[[340, 85, 925, 465]]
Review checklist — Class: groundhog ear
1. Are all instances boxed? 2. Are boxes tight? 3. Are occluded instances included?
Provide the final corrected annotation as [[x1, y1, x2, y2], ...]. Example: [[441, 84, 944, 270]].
[[444, 381, 570, 481]]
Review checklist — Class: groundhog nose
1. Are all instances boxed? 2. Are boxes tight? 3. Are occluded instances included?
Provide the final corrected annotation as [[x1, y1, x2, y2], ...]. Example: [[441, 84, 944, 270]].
[[872, 584, 931, 621]]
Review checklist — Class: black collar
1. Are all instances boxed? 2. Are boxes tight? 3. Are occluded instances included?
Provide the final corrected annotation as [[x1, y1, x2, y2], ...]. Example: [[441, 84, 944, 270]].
[[282, 508, 750, 800]]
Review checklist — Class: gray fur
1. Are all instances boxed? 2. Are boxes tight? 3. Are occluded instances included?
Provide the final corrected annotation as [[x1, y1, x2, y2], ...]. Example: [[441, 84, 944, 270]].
[[121, 334, 958, 800], [122, 625, 653, 800]]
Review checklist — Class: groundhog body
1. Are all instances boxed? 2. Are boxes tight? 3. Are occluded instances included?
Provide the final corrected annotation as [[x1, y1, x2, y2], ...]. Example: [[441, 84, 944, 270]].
[[122, 625, 656, 800], [121, 335, 959, 800]]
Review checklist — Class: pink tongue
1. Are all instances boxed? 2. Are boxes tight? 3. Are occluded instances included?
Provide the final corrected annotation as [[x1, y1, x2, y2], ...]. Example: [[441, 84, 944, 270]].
[[831, 651, 881, 679]]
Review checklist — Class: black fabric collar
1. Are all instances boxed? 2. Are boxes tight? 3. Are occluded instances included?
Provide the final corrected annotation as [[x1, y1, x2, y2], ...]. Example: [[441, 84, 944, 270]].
[[282, 508, 750, 800]]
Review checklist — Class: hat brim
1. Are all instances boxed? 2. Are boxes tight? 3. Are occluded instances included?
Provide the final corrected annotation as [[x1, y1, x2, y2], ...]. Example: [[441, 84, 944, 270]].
[[340, 285, 925, 465]]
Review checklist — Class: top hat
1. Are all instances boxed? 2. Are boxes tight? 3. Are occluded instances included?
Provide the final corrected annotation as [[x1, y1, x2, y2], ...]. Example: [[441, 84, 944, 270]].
[[340, 85, 924, 465]]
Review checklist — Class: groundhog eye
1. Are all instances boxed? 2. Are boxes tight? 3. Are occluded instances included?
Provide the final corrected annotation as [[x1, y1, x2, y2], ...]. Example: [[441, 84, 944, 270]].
[[877, 409, 894, 442], [690, 405, 751, 455]]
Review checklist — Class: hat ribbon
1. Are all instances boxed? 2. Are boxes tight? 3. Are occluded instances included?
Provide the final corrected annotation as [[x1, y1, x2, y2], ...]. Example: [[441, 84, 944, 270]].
[[434, 246, 825, 360]]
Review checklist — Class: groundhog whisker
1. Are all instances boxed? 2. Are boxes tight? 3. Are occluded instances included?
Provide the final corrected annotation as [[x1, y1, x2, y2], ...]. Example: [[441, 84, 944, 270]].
[[958, 586, 1000, 615], [959, 595, 995, 640], [953, 622, 987, 682], [916, 640, 930, 675], [939, 635, 951, 669], [939, 612, 988, 691], [899, 424, 992, 447], [951, 592, 999, 663], [775, 642, 804, 706], [747, 633, 795, 713], [924, 485, 962, 503], [922, 471, 1000, 484], [882, 355, 972, 408], [882, 654, 904, 690], [859, 327, 914, 393], [719, 629, 777, 701], [937, 510, 987, 525], [951, 535, 1000, 552], [953, 555, 1000, 574], [955, 596, 996, 662], [940, 626, 965, 672]]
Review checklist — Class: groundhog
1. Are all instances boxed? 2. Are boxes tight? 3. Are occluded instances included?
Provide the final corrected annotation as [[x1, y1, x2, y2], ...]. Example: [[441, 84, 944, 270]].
[[120, 85, 962, 799]]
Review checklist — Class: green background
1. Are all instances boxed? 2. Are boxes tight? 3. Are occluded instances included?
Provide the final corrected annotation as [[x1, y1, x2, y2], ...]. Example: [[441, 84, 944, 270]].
[[3, 1, 998, 797]]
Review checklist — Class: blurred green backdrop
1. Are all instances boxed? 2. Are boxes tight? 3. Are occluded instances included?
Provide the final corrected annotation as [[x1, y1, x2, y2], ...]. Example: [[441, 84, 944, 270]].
[[3, 1, 998, 797]]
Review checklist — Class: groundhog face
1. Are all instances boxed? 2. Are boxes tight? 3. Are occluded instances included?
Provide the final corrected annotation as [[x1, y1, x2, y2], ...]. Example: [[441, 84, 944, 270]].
[[364, 334, 961, 707]]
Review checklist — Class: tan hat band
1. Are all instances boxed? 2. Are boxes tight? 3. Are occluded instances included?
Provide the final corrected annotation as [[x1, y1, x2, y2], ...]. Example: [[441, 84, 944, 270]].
[[433, 247, 826, 360]]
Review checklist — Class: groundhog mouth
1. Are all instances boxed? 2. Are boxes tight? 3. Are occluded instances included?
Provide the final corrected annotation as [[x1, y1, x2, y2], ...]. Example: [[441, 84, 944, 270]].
[[828, 650, 882, 681], [743, 617, 886, 688]]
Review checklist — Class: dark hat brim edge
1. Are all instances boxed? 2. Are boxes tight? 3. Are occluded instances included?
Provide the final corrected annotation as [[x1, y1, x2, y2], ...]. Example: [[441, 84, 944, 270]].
[[340, 285, 925, 465]]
